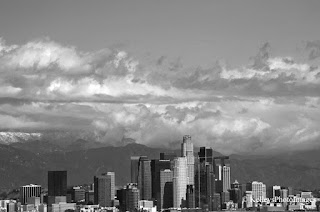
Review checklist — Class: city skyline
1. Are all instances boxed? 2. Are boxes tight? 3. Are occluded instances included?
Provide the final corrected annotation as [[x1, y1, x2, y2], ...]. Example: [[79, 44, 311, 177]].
[[2, 135, 318, 212], [1, 1, 320, 155], [1, 1, 320, 211]]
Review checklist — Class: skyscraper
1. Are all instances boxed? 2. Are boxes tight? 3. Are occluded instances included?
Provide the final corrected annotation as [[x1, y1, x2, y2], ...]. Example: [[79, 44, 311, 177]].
[[160, 169, 173, 210], [181, 135, 195, 185], [131, 156, 140, 184], [20, 184, 42, 205], [94, 172, 115, 207], [194, 157, 201, 208], [196, 147, 216, 209], [48, 171, 67, 197], [222, 166, 231, 192], [214, 157, 230, 193], [173, 157, 188, 208], [198, 147, 214, 164], [205, 163, 216, 211], [138, 156, 152, 200], [151, 159, 171, 206]]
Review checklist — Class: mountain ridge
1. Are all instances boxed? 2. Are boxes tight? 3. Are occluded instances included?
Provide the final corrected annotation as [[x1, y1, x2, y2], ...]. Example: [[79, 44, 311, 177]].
[[0, 142, 320, 191]]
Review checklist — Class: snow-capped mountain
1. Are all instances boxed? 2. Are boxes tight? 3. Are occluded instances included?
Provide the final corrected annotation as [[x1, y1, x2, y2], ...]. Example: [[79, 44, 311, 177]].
[[0, 132, 42, 144]]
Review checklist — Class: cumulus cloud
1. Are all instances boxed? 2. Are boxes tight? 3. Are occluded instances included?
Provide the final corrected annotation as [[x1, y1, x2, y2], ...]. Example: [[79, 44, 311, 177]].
[[1, 38, 91, 73], [0, 38, 320, 154]]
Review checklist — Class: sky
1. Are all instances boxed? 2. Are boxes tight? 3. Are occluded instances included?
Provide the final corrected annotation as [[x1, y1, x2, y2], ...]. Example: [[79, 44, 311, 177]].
[[1, 0, 320, 154]]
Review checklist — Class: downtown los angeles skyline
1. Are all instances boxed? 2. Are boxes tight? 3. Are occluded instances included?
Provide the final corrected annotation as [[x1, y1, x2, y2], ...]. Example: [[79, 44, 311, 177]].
[[1, 0, 320, 155]]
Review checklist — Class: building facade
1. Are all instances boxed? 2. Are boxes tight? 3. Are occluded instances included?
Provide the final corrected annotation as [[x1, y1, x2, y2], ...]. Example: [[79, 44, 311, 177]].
[[131, 156, 140, 184], [94, 172, 115, 207], [20, 184, 42, 205], [160, 169, 173, 210], [181, 135, 195, 186], [138, 156, 152, 200], [173, 157, 188, 208], [48, 171, 67, 197]]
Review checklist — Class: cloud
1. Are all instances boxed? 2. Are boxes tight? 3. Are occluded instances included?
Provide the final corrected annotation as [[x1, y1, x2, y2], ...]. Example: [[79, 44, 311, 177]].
[[306, 40, 320, 60], [1, 38, 91, 73], [0, 38, 320, 154], [0, 85, 22, 96], [0, 114, 48, 130]]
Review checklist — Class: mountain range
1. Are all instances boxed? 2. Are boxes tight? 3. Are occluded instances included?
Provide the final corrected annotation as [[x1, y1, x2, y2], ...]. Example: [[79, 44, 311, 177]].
[[0, 132, 319, 192]]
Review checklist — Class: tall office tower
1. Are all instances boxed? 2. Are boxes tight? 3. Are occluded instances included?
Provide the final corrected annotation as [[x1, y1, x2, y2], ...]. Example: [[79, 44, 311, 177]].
[[194, 157, 201, 208], [196, 147, 216, 208], [195, 160, 206, 207], [151, 159, 171, 207], [251, 181, 266, 200], [214, 157, 230, 192], [131, 156, 140, 184], [205, 163, 216, 211], [181, 135, 195, 185], [198, 147, 214, 164], [173, 157, 188, 208], [138, 157, 152, 200], [160, 152, 177, 161], [222, 166, 231, 192], [186, 185, 195, 208], [48, 171, 67, 197], [160, 169, 173, 210], [20, 184, 42, 204], [94, 172, 115, 207], [195, 153, 217, 209]]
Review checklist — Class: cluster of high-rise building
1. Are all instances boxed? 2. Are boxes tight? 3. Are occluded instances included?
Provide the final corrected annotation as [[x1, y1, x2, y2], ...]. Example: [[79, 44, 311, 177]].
[[118, 135, 233, 212], [114, 135, 320, 212], [1, 135, 319, 212]]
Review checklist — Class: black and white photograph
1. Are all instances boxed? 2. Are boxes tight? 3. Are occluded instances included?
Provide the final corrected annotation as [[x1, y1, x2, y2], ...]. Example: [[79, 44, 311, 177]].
[[0, 1, 320, 212]]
